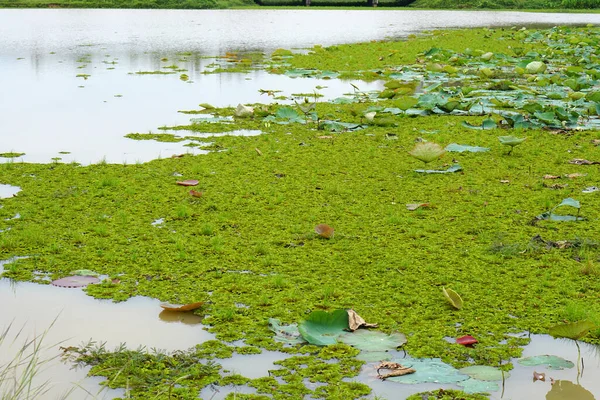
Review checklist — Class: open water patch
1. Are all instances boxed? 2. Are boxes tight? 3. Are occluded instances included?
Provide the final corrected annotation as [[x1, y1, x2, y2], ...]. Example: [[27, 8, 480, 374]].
[[0, 183, 21, 198], [0, 275, 214, 399]]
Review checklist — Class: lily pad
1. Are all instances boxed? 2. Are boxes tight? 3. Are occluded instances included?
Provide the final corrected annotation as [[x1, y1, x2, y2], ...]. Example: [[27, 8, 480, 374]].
[[298, 309, 349, 346], [160, 301, 204, 312], [52, 275, 100, 288], [445, 144, 490, 153], [443, 287, 463, 309], [549, 320, 596, 340], [457, 378, 500, 394], [456, 335, 478, 346], [461, 119, 497, 130], [387, 358, 469, 384], [518, 355, 574, 370], [338, 330, 406, 352], [498, 136, 527, 147], [415, 164, 462, 174], [459, 365, 507, 381], [409, 142, 445, 164], [356, 351, 393, 362], [268, 318, 306, 345], [556, 197, 580, 210]]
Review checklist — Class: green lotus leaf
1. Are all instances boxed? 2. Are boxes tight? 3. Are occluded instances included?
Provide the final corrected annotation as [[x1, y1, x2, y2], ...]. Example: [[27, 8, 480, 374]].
[[415, 164, 462, 174], [409, 142, 445, 164], [445, 144, 490, 153], [461, 119, 497, 130], [275, 107, 300, 120], [459, 366, 507, 381], [381, 107, 403, 115], [525, 61, 547, 74], [268, 318, 306, 345], [443, 287, 463, 310], [298, 310, 349, 346], [549, 320, 596, 340], [518, 355, 574, 370], [393, 96, 419, 111], [457, 378, 500, 394], [546, 380, 595, 400], [356, 351, 393, 362], [387, 358, 469, 384], [338, 330, 406, 352], [498, 136, 527, 147], [534, 111, 558, 124], [556, 198, 580, 210], [190, 115, 233, 123], [284, 68, 315, 78]]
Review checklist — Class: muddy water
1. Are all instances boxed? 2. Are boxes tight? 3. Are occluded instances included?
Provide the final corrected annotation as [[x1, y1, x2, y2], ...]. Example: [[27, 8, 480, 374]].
[[0, 10, 597, 164], [0, 276, 214, 399]]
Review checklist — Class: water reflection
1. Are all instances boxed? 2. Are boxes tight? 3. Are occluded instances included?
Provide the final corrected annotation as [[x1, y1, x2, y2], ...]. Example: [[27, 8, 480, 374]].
[[546, 380, 595, 399]]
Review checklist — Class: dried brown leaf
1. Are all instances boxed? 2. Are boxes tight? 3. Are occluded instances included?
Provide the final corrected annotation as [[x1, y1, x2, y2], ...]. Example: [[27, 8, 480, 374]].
[[377, 362, 416, 380], [190, 190, 203, 198], [347, 309, 378, 331], [318, 136, 334, 139], [500, 180, 510, 184], [565, 173, 586, 179], [255, 148, 263, 156], [591, 139, 600, 146], [543, 175, 560, 180], [543, 183, 567, 189], [406, 203, 429, 211], [533, 371, 546, 382], [569, 159, 599, 165], [315, 224, 334, 239], [176, 180, 199, 187]]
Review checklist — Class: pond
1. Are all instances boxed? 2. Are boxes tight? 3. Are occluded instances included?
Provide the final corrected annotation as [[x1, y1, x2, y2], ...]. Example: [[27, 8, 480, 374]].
[[0, 9, 597, 164]]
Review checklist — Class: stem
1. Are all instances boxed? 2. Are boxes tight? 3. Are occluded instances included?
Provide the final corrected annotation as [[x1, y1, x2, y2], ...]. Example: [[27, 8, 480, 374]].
[[576, 340, 581, 383]]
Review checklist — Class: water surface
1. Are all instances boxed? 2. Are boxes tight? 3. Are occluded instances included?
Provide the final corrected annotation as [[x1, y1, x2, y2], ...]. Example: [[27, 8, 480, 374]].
[[0, 10, 597, 164]]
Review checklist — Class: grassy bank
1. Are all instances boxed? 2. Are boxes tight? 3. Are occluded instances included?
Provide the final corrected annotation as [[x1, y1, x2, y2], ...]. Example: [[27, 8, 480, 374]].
[[2, 25, 600, 398], [409, 0, 599, 10]]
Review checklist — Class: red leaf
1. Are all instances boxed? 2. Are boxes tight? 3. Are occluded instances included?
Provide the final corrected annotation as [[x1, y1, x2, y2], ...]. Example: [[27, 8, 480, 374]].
[[456, 335, 478, 346], [176, 180, 199, 186], [189, 190, 203, 198]]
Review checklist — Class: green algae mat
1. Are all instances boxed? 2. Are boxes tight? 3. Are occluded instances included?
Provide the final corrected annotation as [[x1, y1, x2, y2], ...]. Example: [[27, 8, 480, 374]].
[[2, 25, 600, 399]]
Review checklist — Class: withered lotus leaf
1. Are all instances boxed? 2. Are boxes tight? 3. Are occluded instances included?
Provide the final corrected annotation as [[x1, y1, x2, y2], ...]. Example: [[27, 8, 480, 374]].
[[176, 180, 199, 186], [456, 335, 478, 346], [52, 275, 100, 288], [315, 224, 334, 239], [189, 190, 203, 198], [160, 301, 204, 312], [347, 309, 378, 331]]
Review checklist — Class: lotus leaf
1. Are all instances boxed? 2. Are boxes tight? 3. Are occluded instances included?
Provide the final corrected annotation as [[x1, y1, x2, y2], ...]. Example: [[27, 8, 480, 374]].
[[52, 275, 100, 288], [534, 111, 558, 125], [284, 68, 315, 78], [338, 330, 406, 352], [457, 378, 499, 394], [387, 358, 469, 384], [268, 318, 306, 345], [409, 142, 445, 164], [445, 144, 490, 153], [549, 320, 596, 340], [518, 355, 574, 370], [320, 120, 363, 132], [356, 351, 392, 362], [461, 119, 497, 130], [235, 104, 254, 117], [556, 198, 580, 210], [546, 380, 594, 400], [443, 287, 463, 309], [298, 309, 349, 346], [459, 366, 506, 381], [382, 107, 403, 115], [498, 136, 527, 147], [525, 61, 547, 74], [160, 302, 204, 312], [415, 164, 462, 174]]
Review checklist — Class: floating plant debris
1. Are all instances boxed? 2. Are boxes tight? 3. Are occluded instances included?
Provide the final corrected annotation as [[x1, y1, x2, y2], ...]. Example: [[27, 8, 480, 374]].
[[315, 223, 334, 239], [159, 301, 204, 312], [176, 180, 199, 186], [51, 275, 100, 288]]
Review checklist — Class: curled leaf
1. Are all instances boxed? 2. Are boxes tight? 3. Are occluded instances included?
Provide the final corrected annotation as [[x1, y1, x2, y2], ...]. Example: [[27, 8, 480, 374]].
[[315, 224, 334, 239], [406, 203, 430, 211], [189, 190, 203, 198], [177, 180, 199, 187], [347, 309, 378, 331], [409, 142, 445, 164], [443, 287, 463, 310], [456, 335, 478, 346], [160, 301, 204, 312], [533, 371, 546, 382]]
